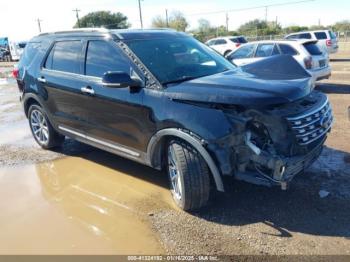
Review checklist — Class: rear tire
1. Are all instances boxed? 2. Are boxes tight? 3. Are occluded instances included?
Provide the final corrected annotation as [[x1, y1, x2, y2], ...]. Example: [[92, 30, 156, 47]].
[[28, 104, 65, 149], [167, 139, 211, 211]]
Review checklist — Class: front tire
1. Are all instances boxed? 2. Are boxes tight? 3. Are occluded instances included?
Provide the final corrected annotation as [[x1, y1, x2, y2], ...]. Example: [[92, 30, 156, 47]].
[[28, 104, 65, 149], [167, 140, 211, 211]]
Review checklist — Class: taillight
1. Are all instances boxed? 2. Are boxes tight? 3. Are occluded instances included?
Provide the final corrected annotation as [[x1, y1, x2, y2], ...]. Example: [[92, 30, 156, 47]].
[[326, 40, 332, 47], [235, 43, 241, 47], [304, 56, 313, 69], [12, 68, 19, 79]]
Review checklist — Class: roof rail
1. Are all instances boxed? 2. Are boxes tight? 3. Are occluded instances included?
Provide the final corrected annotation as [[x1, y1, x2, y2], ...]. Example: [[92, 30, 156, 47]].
[[38, 28, 109, 36]]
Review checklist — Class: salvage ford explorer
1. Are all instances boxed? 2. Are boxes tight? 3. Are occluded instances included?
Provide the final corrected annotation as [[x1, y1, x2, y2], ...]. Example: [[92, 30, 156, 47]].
[[15, 29, 333, 211]]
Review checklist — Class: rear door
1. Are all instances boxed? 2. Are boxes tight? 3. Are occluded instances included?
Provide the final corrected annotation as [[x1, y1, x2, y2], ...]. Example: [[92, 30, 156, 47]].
[[40, 39, 90, 133]]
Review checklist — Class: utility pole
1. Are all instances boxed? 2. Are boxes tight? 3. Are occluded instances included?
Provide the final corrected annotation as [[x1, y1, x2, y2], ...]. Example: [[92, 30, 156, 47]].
[[264, 6, 268, 23], [138, 0, 143, 29], [73, 8, 81, 28], [318, 18, 321, 27], [165, 9, 169, 27], [225, 13, 229, 32], [275, 16, 278, 28], [36, 18, 42, 33]]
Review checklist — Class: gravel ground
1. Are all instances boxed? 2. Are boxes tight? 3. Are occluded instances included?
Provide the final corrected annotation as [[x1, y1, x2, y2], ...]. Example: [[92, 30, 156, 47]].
[[0, 44, 350, 256]]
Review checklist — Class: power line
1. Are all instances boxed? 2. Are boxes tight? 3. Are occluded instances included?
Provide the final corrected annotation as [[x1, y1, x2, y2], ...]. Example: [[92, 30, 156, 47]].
[[73, 8, 81, 28], [186, 0, 315, 17]]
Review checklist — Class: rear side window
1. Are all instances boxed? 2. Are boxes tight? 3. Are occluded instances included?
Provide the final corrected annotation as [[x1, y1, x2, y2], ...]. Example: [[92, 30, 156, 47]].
[[230, 37, 248, 44], [45, 41, 82, 74], [303, 42, 323, 55], [279, 44, 298, 55], [314, 32, 327, 40], [228, 44, 255, 59], [19, 42, 41, 66], [298, 33, 312, 39], [255, 44, 277, 57], [85, 41, 130, 78]]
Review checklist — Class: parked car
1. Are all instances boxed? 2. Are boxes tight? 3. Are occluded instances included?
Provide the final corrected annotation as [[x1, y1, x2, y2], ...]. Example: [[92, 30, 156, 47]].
[[0, 47, 11, 62], [206, 36, 247, 56], [16, 29, 333, 211], [285, 30, 338, 54], [227, 40, 331, 82], [8, 41, 27, 61]]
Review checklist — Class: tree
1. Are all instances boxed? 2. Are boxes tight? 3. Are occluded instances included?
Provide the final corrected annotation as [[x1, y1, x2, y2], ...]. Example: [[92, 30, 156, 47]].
[[332, 20, 350, 32], [151, 11, 189, 32], [237, 19, 282, 36], [75, 11, 130, 29], [283, 25, 309, 34], [198, 19, 211, 33]]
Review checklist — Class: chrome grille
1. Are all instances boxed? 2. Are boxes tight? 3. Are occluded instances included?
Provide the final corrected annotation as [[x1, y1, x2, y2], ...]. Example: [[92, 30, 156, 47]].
[[287, 99, 333, 145]]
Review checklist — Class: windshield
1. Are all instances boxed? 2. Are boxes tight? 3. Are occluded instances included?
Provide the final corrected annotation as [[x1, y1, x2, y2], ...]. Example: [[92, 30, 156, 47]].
[[125, 36, 235, 84]]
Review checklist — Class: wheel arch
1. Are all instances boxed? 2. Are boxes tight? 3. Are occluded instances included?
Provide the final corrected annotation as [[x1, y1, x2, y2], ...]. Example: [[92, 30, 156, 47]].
[[146, 128, 225, 192], [24, 96, 42, 117]]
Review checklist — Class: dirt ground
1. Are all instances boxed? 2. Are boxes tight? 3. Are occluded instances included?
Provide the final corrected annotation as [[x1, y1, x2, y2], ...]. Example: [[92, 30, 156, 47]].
[[0, 44, 349, 256]]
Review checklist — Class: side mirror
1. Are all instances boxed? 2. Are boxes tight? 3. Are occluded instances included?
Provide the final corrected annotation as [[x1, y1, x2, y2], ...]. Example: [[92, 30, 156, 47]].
[[102, 71, 142, 88]]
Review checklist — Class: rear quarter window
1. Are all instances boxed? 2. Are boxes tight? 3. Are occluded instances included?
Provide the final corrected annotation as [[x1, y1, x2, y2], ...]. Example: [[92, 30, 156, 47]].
[[303, 42, 323, 55], [19, 42, 41, 66], [314, 32, 328, 40], [279, 44, 298, 55]]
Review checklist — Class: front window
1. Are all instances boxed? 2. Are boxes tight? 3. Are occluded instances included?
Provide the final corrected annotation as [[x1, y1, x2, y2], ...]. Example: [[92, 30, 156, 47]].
[[125, 37, 235, 85], [227, 44, 255, 60]]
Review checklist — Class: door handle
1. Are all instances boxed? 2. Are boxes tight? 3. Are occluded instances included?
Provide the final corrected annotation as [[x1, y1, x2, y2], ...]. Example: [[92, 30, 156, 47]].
[[37, 76, 46, 83], [81, 86, 95, 95]]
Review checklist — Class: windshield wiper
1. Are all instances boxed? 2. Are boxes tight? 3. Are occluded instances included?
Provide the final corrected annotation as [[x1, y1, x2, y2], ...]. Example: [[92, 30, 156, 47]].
[[162, 76, 199, 86]]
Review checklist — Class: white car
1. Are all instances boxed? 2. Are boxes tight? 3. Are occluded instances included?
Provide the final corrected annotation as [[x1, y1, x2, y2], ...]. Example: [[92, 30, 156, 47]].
[[227, 40, 331, 82], [285, 30, 338, 54], [205, 36, 247, 56]]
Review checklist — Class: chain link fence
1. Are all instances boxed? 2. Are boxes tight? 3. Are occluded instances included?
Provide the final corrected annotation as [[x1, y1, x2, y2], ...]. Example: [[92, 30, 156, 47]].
[[245, 31, 350, 42]]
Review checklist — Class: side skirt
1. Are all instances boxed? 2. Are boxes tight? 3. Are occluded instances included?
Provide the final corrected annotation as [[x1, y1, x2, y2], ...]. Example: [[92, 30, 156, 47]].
[[58, 125, 149, 166]]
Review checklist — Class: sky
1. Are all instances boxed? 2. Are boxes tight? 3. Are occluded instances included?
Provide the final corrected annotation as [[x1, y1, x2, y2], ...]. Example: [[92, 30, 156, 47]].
[[0, 0, 349, 41]]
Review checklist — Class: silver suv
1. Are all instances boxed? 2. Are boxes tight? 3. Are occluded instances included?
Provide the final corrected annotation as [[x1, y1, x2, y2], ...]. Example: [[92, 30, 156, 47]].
[[285, 30, 338, 54]]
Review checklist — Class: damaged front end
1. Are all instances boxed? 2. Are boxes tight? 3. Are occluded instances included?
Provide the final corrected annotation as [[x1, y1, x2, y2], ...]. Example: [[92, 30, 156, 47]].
[[212, 90, 333, 189]]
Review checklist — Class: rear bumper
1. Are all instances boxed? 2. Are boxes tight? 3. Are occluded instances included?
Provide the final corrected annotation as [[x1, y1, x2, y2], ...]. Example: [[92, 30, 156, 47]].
[[308, 66, 332, 81], [328, 45, 338, 54]]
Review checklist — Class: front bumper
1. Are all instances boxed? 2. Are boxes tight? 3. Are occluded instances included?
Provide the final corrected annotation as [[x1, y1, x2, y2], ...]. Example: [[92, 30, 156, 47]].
[[235, 138, 325, 188]]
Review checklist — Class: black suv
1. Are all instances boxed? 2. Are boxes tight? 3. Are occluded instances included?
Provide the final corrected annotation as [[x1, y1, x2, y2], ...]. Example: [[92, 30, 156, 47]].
[[16, 29, 333, 210]]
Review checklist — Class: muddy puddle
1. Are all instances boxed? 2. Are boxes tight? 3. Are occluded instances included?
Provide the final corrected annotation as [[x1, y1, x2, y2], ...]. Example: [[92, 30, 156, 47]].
[[0, 153, 175, 254]]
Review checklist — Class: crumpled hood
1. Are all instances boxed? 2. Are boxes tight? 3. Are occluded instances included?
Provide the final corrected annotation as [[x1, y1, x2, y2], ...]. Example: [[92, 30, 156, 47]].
[[164, 55, 313, 107]]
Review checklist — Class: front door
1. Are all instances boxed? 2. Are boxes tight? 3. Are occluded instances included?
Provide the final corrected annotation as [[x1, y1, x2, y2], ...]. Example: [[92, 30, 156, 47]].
[[80, 39, 149, 154]]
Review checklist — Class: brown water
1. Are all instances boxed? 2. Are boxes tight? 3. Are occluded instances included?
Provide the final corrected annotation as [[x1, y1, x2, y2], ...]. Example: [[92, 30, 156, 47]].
[[0, 153, 174, 254]]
